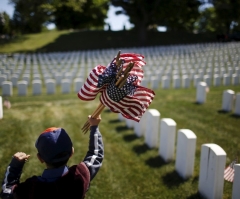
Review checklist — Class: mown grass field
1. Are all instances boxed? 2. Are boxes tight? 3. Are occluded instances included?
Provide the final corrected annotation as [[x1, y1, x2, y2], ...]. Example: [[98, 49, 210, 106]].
[[0, 84, 240, 199]]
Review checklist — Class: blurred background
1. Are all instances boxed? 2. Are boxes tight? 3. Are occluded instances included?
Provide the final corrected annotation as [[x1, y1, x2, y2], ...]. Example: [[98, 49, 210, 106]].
[[0, 0, 240, 52]]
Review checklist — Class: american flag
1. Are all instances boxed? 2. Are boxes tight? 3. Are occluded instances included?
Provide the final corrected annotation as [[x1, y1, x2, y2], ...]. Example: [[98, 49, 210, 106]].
[[77, 53, 155, 122], [224, 159, 238, 182]]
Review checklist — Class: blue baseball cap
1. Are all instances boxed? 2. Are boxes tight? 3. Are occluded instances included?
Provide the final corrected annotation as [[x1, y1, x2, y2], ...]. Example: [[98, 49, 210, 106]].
[[35, 127, 73, 164]]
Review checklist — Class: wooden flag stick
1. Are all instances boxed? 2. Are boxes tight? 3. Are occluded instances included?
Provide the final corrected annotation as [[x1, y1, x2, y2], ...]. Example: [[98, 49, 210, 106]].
[[82, 103, 105, 133], [81, 103, 104, 130], [118, 73, 130, 88]]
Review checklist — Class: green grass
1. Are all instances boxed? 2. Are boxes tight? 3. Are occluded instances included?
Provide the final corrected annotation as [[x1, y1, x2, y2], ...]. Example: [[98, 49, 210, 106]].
[[0, 30, 217, 53], [0, 85, 239, 199], [0, 30, 70, 53]]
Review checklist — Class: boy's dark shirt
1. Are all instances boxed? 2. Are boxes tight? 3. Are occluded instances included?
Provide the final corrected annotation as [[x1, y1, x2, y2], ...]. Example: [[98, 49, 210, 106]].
[[13, 163, 89, 199]]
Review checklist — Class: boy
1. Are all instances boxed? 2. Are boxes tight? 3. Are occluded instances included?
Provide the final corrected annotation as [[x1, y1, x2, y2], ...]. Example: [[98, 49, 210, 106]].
[[0, 115, 103, 199]]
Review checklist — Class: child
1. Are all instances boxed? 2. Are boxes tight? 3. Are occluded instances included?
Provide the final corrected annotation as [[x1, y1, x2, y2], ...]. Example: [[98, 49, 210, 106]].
[[0, 115, 103, 199]]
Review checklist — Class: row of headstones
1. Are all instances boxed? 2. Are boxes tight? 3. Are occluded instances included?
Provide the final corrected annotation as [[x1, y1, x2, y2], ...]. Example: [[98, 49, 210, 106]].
[[1, 43, 239, 68], [146, 73, 240, 90], [1, 64, 239, 91], [196, 82, 240, 115], [1, 42, 239, 68], [0, 78, 84, 96], [0, 70, 85, 87], [118, 109, 239, 199]]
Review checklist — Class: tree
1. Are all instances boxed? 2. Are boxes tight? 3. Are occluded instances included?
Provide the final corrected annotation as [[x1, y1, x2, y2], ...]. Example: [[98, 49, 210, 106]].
[[210, 0, 240, 34], [194, 6, 224, 33], [111, 0, 202, 45], [0, 12, 11, 35], [52, 0, 109, 30], [10, 0, 52, 34], [9, 0, 109, 34]]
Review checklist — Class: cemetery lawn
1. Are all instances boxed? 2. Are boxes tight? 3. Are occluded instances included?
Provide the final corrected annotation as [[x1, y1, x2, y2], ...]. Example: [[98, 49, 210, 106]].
[[0, 30, 69, 53], [0, 85, 239, 199]]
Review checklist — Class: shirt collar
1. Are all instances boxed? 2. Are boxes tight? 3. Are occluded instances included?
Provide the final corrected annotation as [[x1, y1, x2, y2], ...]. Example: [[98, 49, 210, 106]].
[[41, 165, 69, 180]]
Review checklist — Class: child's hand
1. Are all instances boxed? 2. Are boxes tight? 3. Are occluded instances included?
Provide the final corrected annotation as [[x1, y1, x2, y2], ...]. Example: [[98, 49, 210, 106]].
[[13, 152, 30, 162], [88, 115, 101, 126]]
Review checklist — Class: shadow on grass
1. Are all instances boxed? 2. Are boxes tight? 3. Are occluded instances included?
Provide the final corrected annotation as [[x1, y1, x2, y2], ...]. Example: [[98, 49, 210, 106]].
[[161, 170, 185, 188], [230, 113, 240, 118], [217, 109, 230, 114], [123, 134, 138, 142], [145, 155, 168, 168], [109, 119, 121, 123], [132, 143, 151, 155], [193, 101, 204, 105], [115, 125, 130, 132], [186, 192, 202, 199]]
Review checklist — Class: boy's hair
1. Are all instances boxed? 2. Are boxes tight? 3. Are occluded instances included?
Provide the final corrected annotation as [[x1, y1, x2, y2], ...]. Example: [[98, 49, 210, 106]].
[[35, 127, 73, 167]]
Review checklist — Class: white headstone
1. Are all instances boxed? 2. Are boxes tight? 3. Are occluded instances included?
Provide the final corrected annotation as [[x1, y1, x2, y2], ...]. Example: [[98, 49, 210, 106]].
[[175, 129, 197, 179], [196, 82, 207, 104], [203, 75, 211, 87], [22, 74, 30, 86], [46, 79, 56, 94], [198, 144, 226, 199], [17, 80, 28, 96], [74, 78, 83, 93], [32, 80, 42, 95], [150, 76, 159, 90], [0, 96, 2, 119], [134, 111, 148, 137], [182, 75, 190, 88], [125, 118, 134, 128], [61, 79, 71, 94], [222, 89, 235, 112], [193, 75, 201, 87], [2, 81, 12, 96], [213, 74, 221, 86], [232, 164, 240, 199], [55, 74, 62, 85], [33, 74, 41, 80], [234, 93, 240, 115], [11, 74, 19, 87], [159, 118, 176, 162], [0, 74, 7, 87], [173, 76, 180, 89], [141, 79, 148, 87], [223, 74, 231, 86], [162, 76, 170, 89], [118, 113, 124, 121], [232, 74, 239, 85], [145, 109, 160, 148]]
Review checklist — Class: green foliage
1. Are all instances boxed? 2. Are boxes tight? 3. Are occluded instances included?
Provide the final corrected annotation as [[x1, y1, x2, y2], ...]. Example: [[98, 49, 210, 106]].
[[211, 0, 240, 34], [195, 7, 219, 33], [53, 0, 109, 30], [10, 0, 52, 34], [0, 12, 11, 35], [9, 0, 109, 33]]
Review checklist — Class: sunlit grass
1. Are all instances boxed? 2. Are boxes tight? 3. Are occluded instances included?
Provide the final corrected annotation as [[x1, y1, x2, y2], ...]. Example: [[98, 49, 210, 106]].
[[0, 30, 69, 53], [0, 84, 239, 199]]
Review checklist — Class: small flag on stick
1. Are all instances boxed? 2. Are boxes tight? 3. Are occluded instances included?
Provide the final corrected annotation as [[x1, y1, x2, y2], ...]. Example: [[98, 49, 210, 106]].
[[224, 158, 238, 182]]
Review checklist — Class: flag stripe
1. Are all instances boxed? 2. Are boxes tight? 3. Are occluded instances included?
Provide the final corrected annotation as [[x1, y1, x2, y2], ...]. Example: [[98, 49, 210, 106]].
[[100, 86, 155, 122], [224, 166, 235, 182]]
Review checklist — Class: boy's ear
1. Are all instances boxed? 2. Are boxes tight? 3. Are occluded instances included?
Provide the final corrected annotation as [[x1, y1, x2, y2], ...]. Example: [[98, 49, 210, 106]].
[[37, 153, 45, 163]]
